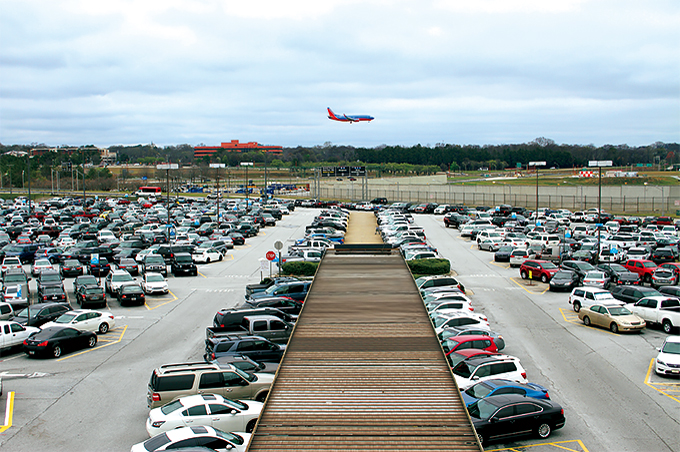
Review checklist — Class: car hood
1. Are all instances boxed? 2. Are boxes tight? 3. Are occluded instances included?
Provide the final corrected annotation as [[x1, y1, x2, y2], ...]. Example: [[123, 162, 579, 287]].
[[657, 349, 680, 366]]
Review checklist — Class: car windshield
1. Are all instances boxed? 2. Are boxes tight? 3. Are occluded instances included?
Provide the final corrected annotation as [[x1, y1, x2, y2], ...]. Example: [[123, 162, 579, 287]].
[[41, 274, 61, 283], [452, 361, 475, 378], [608, 306, 632, 316], [121, 285, 140, 293], [146, 274, 164, 282], [146, 256, 164, 263], [54, 313, 76, 323], [467, 399, 498, 420], [662, 342, 680, 355], [233, 365, 256, 383], [160, 399, 184, 415], [542, 263, 558, 270], [113, 274, 133, 282], [643, 262, 657, 268], [465, 381, 494, 399], [5, 274, 27, 283]]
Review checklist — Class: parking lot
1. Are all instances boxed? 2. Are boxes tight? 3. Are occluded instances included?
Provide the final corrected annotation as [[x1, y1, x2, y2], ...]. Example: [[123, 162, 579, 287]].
[[1, 206, 679, 451]]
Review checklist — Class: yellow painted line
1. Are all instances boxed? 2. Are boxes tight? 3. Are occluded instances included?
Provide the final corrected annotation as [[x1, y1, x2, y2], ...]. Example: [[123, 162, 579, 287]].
[[559, 307, 580, 323], [57, 325, 128, 361], [0, 392, 15, 433], [645, 358, 680, 403], [490, 261, 510, 270], [487, 439, 590, 452], [509, 277, 548, 295], [145, 290, 179, 310], [197, 271, 207, 278]]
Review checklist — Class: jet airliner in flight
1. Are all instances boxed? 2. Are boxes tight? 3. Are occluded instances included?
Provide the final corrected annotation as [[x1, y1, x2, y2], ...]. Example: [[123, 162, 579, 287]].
[[327, 108, 374, 123]]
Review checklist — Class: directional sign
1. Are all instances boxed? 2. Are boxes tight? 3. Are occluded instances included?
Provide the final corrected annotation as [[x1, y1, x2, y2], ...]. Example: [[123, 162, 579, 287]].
[[266, 251, 276, 261], [209, 163, 226, 169], [156, 163, 179, 170], [90, 253, 99, 265]]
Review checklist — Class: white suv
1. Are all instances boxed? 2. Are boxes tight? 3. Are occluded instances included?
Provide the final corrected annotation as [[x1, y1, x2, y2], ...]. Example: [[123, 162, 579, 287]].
[[568, 287, 623, 312], [105, 270, 135, 295], [452, 354, 528, 389]]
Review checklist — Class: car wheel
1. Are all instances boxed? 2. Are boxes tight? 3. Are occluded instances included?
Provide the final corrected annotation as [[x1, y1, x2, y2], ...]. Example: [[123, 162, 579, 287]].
[[476, 432, 485, 446], [645, 274, 652, 283], [573, 302, 581, 313], [662, 320, 673, 334], [98, 323, 109, 334], [206, 257, 211, 263], [87, 336, 97, 348], [52, 345, 62, 358], [535, 422, 552, 439], [521, 270, 528, 279], [255, 391, 268, 402], [541, 274, 549, 283], [246, 419, 257, 433], [218, 254, 223, 261], [583, 316, 591, 326], [610, 323, 619, 334]]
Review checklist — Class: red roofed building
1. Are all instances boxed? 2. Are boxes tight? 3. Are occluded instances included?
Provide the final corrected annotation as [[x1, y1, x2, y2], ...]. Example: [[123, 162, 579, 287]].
[[194, 140, 283, 159]]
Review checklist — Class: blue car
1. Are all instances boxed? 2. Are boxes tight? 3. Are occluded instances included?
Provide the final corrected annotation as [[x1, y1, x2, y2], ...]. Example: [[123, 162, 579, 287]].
[[461, 378, 549, 407]]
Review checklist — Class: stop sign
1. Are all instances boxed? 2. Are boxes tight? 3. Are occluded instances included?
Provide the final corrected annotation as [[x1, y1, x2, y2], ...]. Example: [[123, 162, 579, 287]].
[[266, 251, 276, 261]]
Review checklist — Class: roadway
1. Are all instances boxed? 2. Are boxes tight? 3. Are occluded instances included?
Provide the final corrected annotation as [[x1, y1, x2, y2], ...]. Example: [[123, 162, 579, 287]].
[[414, 214, 680, 451]]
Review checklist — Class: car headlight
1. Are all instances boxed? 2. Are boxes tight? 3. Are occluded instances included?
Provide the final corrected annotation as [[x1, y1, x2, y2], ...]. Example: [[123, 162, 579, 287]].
[[656, 358, 666, 366]]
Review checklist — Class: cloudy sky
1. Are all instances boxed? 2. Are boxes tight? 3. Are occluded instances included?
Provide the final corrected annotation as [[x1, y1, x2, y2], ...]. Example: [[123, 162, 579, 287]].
[[1, 0, 678, 148]]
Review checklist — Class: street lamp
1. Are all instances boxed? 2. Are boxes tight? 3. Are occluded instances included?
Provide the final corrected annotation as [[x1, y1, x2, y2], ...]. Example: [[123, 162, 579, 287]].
[[589, 160, 613, 263], [210, 163, 226, 225], [644, 182, 665, 216], [157, 163, 179, 239], [528, 161, 546, 223], [240, 162, 253, 204]]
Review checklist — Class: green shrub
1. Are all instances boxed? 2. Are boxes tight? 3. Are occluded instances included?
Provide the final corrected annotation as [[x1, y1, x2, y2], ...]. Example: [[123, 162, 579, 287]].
[[407, 258, 450, 276], [281, 261, 319, 276]]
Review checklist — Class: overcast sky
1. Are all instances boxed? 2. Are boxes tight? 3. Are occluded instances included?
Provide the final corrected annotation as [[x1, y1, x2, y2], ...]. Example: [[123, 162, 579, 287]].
[[1, 0, 678, 149]]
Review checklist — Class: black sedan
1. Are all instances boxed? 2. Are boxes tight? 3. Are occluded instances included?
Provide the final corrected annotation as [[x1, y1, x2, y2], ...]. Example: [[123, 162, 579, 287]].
[[60, 259, 84, 278], [468, 394, 566, 446], [23, 326, 97, 358], [117, 283, 145, 306], [228, 232, 246, 246], [549, 270, 580, 292], [597, 263, 640, 286], [494, 246, 514, 262]]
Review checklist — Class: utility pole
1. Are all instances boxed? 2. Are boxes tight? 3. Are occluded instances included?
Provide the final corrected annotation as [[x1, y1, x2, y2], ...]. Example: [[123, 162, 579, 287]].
[[240, 162, 253, 205], [210, 163, 226, 226], [528, 161, 546, 224], [27, 154, 32, 215], [589, 160, 612, 264], [157, 163, 178, 239]]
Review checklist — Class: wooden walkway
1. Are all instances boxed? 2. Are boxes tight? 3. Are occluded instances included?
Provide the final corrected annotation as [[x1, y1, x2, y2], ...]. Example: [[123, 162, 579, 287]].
[[343, 211, 383, 244]]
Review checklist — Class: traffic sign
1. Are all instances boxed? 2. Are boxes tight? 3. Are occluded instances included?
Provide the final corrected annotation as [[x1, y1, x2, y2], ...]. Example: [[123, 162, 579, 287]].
[[274, 241, 283, 250], [266, 251, 276, 261]]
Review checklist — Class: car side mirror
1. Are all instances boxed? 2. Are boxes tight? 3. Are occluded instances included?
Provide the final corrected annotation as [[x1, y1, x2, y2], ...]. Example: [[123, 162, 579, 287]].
[[490, 416, 499, 423]]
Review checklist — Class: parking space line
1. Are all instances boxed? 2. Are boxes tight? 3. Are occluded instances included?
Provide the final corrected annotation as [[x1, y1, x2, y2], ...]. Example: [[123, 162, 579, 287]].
[[197, 271, 207, 278], [644, 358, 680, 403], [487, 439, 589, 452], [510, 277, 549, 295], [559, 308, 580, 324], [145, 290, 178, 310], [0, 391, 15, 433], [490, 261, 510, 269], [57, 325, 128, 361]]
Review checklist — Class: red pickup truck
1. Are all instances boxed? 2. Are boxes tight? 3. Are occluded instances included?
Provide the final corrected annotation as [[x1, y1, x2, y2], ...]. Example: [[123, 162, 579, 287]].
[[623, 259, 658, 284]]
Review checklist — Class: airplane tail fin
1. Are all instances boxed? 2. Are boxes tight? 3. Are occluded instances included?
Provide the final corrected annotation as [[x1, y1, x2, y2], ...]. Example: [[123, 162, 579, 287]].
[[327, 107, 338, 119]]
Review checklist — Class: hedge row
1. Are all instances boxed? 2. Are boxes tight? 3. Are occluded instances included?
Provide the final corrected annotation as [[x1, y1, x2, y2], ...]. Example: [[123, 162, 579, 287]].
[[281, 261, 319, 276], [407, 258, 450, 276]]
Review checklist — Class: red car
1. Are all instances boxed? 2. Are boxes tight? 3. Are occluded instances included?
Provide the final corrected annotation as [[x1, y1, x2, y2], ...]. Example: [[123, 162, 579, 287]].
[[446, 348, 501, 370], [442, 335, 499, 355], [519, 259, 559, 283], [623, 259, 658, 284]]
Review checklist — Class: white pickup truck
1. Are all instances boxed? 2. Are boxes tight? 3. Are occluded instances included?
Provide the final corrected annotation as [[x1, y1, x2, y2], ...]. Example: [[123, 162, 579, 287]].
[[0, 321, 40, 352], [629, 296, 680, 334]]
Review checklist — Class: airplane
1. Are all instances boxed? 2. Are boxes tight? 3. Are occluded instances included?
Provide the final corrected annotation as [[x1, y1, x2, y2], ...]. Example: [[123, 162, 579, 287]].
[[327, 107, 374, 123]]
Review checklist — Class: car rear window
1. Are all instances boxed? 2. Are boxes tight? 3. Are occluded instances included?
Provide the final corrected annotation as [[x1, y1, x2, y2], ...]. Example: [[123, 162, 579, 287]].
[[143, 433, 171, 451], [152, 374, 195, 391]]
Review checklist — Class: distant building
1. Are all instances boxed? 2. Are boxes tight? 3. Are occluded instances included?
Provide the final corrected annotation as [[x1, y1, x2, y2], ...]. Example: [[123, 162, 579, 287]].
[[194, 140, 283, 159]]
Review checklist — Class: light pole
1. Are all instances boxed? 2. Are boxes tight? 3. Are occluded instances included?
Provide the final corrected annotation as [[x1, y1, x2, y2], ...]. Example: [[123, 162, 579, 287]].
[[644, 182, 665, 216], [157, 163, 179, 238], [210, 163, 226, 225], [241, 162, 253, 205], [528, 161, 546, 224], [589, 160, 612, 263]]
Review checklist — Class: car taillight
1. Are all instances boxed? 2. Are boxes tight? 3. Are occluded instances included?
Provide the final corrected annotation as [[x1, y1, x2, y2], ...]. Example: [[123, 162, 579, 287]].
[[151, 420, 165, 428], [469, 307, 474, 311], [211, 352, 215, 360], [37, 341, 48, 347], [545, 392, 550, 399], [23, 339, 28, 345], [152, 393, 161, 402], [521, 371, 527, 379]]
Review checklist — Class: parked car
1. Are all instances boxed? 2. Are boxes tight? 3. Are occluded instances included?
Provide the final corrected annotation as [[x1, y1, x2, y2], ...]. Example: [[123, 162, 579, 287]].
[[204, 335, 287, 363], [141, 272, 169, 295], [23, 325, 97, 358], [60, 259, 84, 278], [117, 258, 139, 276], [519, 260, 559, 283], [105, 270, 135, 295], [596, 263, 640, 286], [441, 334, 498, 354], [75, 284, 107, 308], [40, 309, 115, 334], [623, 259, 658, 284], [73, 275, 99, 294], [578, 304, 646, 333], [561, 260, 596, 282], [451, 354, 528, 390], [629, 296, 680, 334], [0, 320, 40, 353], [171, 253, 198, 276], [610, 285, 663, 304], [582, 270, 608, 289], [131, 427, 250, 452], [142, 254, 167, 277], [568, 287, 622, 312], [146, 361, 273, 409], [468, 394, 566, 446], [549, 270, 580, 292], [439, 325, 506, 351], [117, 283, 146, 306], [13, 301, 71, 327], [655, 335, 680, 376], [145, 394, 263, 437], [461, 378, 550, 407], [651, 268, 677, 289]]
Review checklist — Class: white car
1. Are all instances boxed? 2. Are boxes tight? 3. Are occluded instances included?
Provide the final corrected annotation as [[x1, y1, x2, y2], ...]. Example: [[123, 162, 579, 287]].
[[145, 394, 263, 437], [433, 312, 490, 335], [452, 355, 528, 389], [1, 257, 22, 274], [105, 270, 135, 295], [56, 236, 76, 248], [31, 258, 54, 276], [133, 427, 251, 452], [141, 272, 169, 295], [192, 247, 224, 264], [655, 336, 680, 376], [0, 320, 40, 351], [41, 309, 115, 334]]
